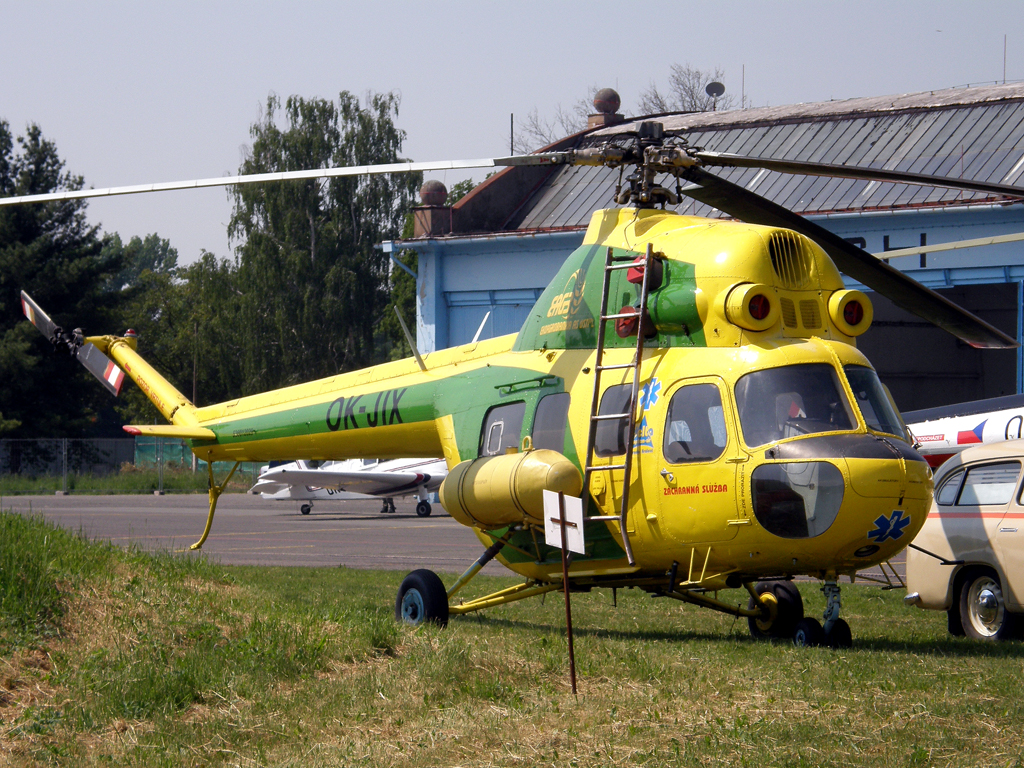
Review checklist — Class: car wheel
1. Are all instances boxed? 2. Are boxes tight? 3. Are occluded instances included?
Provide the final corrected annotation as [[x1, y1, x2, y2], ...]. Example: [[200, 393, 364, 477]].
[[748, 580, 804, 640], [395, 569, 449, 627], [959, 570, 1015, 641]]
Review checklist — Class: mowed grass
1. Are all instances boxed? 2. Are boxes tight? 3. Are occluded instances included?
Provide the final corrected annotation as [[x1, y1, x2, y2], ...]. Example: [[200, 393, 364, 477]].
[[2, 510, 1024, 767]]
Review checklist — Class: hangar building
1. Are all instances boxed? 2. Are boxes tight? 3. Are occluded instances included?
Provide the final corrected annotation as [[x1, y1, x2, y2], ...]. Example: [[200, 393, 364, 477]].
[[386, 83, 1024, 412]]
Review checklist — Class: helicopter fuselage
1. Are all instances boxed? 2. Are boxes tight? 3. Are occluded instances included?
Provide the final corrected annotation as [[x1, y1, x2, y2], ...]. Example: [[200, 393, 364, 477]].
[[90, 207, 932, 590]]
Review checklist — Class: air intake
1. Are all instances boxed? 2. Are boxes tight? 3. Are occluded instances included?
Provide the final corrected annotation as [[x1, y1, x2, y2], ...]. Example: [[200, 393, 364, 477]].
[[767, 232, 814, 290]]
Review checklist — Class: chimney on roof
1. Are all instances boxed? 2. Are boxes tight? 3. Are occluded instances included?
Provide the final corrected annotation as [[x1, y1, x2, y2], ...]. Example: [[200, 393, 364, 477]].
[[588, 88, 624, 128], [412, 180, 452, 237]]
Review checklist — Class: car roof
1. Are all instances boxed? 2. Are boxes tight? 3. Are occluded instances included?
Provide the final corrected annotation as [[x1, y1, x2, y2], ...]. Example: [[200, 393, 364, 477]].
[[935, 438, 1024, 482]]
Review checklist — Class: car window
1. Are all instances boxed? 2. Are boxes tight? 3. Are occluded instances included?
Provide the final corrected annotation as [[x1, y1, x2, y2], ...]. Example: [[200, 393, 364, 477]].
[[935, 469, 963, 506], [957, 461, 1021, 506]]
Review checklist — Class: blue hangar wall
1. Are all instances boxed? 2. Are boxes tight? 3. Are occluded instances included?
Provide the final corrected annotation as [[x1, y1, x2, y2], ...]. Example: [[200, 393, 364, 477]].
[[387, 201, 1024, 413]]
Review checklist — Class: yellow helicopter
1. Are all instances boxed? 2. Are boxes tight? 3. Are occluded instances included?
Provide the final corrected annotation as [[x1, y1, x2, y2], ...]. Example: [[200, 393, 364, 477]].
[[11, 121, 1023, 648]]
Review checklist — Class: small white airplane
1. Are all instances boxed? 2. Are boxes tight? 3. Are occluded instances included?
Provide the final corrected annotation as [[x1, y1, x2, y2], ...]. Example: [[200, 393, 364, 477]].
[[904, 393, 1024, 469], [251, 457, 448, 516]]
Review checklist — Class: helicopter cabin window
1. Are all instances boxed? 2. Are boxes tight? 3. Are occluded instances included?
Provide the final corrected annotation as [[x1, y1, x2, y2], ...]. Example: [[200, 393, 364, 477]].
[[843, 365, 904, 438], [532, 393, 571, 452], [595, 384, 632, 457], [735, 364, 855, 448], [479, 401, 526, 457], [663, 384, 727, 464]]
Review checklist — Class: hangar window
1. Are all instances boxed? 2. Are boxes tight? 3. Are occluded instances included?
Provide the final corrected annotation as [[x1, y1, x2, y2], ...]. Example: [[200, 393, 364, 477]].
[[480, 401, 526, 457], [532, 393, 571, 452], [595, 384, 633, 457], [663, 384, 727, 464]]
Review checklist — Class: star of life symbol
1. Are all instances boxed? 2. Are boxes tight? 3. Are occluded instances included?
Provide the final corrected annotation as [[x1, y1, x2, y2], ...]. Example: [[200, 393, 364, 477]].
[[867, 509, 911, 544], [634, 379, 661, 453]]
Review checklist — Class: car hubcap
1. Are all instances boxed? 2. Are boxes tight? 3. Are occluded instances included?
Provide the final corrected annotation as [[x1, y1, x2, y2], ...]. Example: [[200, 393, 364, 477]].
[[969, 578, 1004, 637]]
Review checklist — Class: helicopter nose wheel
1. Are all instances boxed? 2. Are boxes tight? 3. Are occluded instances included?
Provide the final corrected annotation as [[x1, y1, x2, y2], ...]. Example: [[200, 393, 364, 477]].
[[793, 581, 852, 648]]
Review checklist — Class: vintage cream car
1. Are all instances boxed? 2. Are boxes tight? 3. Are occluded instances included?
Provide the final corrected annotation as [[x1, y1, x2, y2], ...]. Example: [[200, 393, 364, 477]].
[[906, 440, 1024, 641]]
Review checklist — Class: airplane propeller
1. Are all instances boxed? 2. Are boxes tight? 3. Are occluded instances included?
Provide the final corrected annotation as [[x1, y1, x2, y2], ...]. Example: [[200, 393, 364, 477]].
[[4, 122, 1022, 350]]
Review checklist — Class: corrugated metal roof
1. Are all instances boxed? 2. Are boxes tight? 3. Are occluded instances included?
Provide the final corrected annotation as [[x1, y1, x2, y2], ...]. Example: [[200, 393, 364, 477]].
[[514, 84, 1024, 230]]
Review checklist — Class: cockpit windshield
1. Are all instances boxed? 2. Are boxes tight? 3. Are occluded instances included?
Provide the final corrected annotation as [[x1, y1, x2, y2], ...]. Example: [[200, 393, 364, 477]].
[[843, 365, 904, 438], [735, 364, 856, 448]]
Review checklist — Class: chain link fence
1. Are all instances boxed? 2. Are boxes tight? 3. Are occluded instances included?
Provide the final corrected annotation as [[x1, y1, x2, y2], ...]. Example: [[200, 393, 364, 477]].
[[0, 438, 261, 495]]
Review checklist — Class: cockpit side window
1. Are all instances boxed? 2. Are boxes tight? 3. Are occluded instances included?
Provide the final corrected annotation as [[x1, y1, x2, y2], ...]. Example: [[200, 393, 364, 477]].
[[844, 365, 904, 438], [663, 383, 727, 464], [735, 364, 855, 448]]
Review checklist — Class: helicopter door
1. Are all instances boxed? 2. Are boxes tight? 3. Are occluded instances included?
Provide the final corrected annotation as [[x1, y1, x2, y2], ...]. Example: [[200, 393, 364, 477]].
[[648, 377, 741, 544]]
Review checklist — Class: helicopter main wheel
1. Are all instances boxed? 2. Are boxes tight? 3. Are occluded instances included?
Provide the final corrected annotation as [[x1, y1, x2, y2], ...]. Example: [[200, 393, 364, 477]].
[[395, 569, 449, 627], [824, 617, 852, 648], [959, 569, 1016, 641], [748, 580, 803, 640], [415, 500, 432, 517], [300, 504, 312, 515]]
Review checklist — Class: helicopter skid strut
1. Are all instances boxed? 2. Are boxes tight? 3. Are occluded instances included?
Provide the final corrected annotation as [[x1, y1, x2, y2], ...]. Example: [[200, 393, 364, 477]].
[[189, 461, 241, 551]]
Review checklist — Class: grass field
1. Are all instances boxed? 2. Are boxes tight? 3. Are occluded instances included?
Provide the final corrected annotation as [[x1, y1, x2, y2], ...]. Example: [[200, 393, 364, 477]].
[[0, 466, 252, 495], [2, 510, 1024, 767]]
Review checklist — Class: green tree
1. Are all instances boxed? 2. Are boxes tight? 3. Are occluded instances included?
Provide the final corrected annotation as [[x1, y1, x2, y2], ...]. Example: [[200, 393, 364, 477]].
[[113, 252, 243, 425], [0, 120, 123, 437], [102, 232, 179, 291], [229, 92, 421, 393]]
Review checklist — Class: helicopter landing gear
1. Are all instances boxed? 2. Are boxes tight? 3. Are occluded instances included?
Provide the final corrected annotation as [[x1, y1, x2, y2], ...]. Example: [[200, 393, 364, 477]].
[[380, 497, 396, 514], [415, 500, 432, 517], [793, 581, 852, 648], [395, 569, 448, 627], [747, 580, 803, 640], [300, 503, 312, 515]]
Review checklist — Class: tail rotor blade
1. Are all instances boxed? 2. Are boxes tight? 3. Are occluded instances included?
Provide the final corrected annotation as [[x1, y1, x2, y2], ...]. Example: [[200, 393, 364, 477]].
[[76, 343, 125, 396], [20, 290, 60, 343]]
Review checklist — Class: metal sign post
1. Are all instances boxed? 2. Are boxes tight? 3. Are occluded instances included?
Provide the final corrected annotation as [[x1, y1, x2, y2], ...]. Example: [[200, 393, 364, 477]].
[[543, 490, 585, 696]]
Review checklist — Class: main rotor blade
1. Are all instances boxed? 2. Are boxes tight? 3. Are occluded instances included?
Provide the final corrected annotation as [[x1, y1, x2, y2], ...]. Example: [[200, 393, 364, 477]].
[[695, 151, 1024, 200], [680, 167, 1018, 349], [0, 154, 568, 207]]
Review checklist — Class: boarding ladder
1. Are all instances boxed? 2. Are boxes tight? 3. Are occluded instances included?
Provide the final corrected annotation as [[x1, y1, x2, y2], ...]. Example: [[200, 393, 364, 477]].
[[583, 242, 659, 566]]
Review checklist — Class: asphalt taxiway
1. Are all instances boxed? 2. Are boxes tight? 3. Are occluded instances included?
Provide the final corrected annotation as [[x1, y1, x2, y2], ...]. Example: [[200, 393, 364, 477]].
[[2, 492, 505, 574]]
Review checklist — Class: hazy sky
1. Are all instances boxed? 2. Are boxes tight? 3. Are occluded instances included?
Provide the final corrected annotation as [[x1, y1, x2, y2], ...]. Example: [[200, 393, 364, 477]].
[[3, 1, 1023, 264]]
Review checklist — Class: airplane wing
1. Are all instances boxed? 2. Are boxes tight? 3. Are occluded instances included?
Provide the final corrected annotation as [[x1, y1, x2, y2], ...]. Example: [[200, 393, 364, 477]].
[[253, 467, 441, 497]]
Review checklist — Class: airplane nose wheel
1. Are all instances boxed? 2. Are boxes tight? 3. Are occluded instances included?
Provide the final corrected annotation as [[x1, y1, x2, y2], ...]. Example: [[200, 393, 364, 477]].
[[415, 500, 432, 517]]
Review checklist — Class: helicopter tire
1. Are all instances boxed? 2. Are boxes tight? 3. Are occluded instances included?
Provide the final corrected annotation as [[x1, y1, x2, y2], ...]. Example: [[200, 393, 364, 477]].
[[958, 569, 1017, 641], [415, 501, 432, 517], [824, 618, 853, 648], [395, 569, 449, 628], [300, 504, 312, 515], [747, 580, 804, 640], [793, 617, 825, 647]]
